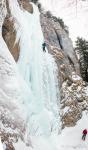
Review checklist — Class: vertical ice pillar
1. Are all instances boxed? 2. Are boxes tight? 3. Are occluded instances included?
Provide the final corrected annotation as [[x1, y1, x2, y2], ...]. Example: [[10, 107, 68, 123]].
[[9, 0, 59, 135]]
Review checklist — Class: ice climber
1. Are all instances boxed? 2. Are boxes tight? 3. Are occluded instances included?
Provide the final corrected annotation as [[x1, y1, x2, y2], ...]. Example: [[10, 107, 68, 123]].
[[82, 129, 87, 140], [42, 42, 46, 52]]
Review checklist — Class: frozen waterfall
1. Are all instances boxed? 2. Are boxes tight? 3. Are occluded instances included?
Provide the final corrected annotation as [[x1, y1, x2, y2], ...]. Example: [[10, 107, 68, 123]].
[[9, 0, 59, 136]]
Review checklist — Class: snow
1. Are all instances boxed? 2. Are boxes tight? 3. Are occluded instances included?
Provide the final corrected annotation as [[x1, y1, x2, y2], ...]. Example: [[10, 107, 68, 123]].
[[85, 86, 88, 96], [62, 106, 69, 114], [57, 111, 88, 150], [72, 72, 81, 81], [0, 0, 29, 132], [0, 34, 31, 122], [0, 139, 4, 150], [13, 112, 88, 150]]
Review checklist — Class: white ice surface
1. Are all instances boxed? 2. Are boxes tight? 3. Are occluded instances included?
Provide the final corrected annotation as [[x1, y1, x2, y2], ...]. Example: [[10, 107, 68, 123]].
[[9, 0, 59, 135]]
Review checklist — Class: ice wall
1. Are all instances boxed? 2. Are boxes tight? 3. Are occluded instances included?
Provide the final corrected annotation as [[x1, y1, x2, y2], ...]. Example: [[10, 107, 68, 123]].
[[9, 0, 59, 136]]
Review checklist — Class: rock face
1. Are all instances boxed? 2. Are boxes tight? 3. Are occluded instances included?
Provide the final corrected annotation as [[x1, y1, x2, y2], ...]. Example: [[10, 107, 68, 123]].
[[2, 17, 19, 61], [40, 12, 88, 128], [61, 77, 88, 128], [40, 13, 80, 87], [18, 0, 33, 13]]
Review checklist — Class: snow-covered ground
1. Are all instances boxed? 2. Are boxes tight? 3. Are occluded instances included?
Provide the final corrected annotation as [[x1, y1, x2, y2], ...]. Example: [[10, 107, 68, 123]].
[[13, 111, 88, 150], [1, 111, 88, 150], [0, 139, 4, 150]]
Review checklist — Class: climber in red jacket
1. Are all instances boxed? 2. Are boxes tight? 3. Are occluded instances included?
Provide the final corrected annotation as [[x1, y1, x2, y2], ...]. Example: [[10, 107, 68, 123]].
[[82, 129, 87, 140]]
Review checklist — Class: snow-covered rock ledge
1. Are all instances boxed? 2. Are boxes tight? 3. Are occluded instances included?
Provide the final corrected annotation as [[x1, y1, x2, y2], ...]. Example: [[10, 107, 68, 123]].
[[61, 73, 88, 128]]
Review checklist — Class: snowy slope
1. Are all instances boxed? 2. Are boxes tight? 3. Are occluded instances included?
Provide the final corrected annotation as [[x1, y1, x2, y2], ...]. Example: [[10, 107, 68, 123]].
[[13, 112, 88, 150], [12, 112, 88, 150], [32, 112, 88, 150], [0, 139, 3, 150]]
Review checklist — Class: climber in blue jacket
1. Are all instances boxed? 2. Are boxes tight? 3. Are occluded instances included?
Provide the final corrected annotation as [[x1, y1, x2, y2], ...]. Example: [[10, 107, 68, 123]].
[[42, 42, 46, 52]]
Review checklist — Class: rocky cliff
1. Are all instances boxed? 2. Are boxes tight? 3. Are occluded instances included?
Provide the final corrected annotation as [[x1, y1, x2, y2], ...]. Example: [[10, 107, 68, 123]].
[[40, 12, 88, 129], [40, 12, 80, 86]]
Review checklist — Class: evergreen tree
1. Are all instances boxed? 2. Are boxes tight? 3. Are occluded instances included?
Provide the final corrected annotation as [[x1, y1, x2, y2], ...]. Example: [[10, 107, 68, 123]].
[[75, 37, 88, 82]]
